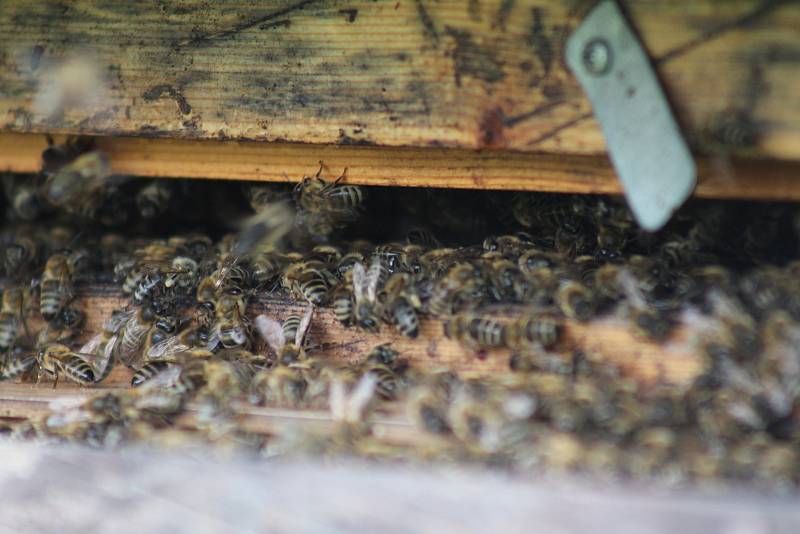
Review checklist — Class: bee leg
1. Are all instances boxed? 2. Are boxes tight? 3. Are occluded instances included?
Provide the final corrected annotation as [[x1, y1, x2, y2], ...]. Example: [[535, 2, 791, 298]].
[[332, 167, 348, 186], [52, 373, 59, 389], [315, 161, 325, 179]]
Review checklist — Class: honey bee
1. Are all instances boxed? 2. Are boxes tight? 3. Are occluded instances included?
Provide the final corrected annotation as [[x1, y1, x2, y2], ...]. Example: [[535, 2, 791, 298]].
[[295, 166, 363, 214], [508, 312, 560, 350], [555, 280, 595, 322], [380, 272, 421, 338], [282, 261, 336, 306], [36, 343, 107, 387], [407, 372, 459, 435], [145, 324, 211, 362], [41, 150, 114, 217], [249, 365, 308, 408], [232, 201, 294, 257], [0, 286, 31, 351], [444, 313, 507, 350], [249, 249, 287, 288], [212, 293, 249, 349], [114, 307, 157, 367], [428, 263, 478, 316], [39, 251, 84, 321], [336, 251, 365, 278], [1, 351, 37, 381], [352, 258, 383, 332], [256, 304, 314, 365], [3, 234, 39, 276], [332, 276, 355, 327], [3, 174, 41, 221], [136, 180, 174, 219]]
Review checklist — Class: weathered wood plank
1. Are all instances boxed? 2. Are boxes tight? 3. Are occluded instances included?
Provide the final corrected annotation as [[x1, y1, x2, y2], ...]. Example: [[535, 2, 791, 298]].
[[0, 1, 798, 159], [3, 132, 800, 199]]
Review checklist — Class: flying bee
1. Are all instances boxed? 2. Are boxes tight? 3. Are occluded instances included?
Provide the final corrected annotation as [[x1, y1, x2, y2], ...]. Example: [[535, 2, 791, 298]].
[[508, 312, 560, 350], [0, 286, 31, 351], [555, 280, 596, 322], [3, 235, 39, 276], [380, 273, 421, 338], [352, 258, 383, 332], [232, 201, 294, 258], [255, 304, 314, 365], [135, 180, 174, 219], [39, 251, 84, 321], [212, 293, 249, 349], [243, 182, 292, 212], [443, 313, 507, 350], [41, 150, 115, 217], [3, 174, 41, 221]]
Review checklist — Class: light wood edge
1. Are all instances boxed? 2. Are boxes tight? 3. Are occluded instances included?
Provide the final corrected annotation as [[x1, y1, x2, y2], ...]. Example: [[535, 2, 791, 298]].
[[1, 132, 798, 200]]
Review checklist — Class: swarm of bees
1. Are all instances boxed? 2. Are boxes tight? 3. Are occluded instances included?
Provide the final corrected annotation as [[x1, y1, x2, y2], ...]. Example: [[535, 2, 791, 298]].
[[3, 137, 800, 488]]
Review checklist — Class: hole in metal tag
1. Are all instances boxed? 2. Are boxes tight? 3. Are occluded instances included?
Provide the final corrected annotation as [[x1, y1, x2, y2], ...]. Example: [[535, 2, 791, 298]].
[[566, 0, 696, 231]]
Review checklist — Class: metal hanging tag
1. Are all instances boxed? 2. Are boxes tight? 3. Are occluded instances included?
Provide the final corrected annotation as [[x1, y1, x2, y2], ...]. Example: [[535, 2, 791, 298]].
[[565, 0, 696, 231]]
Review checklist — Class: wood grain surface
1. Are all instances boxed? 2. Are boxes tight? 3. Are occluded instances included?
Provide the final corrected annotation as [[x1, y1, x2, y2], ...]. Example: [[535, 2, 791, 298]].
[[0, 284, 705, 420], [0, 1, 798, 159]]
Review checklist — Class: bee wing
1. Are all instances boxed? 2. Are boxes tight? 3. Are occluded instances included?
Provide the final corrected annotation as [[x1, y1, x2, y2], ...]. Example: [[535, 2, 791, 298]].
[[329, 378, 347, 421], [365, 257, 382, 303], [79, 333, 103, 355], [295, 305, 314, 347], [146, 335, 191, 362], [346, 372, 378, 423], [255, 314, 286, 353], [352, 261, 367, 305], [138, 365, 184, 392], [104, 309, 135, 334]]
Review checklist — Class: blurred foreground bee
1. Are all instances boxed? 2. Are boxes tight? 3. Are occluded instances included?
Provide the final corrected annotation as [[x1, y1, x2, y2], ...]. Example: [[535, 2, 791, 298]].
[[255, 304, 314, 365], [136, 180, 174, 219], [444, 313, 507, 350], [352, 258, 384, 332], [41, 149, 115, 217]]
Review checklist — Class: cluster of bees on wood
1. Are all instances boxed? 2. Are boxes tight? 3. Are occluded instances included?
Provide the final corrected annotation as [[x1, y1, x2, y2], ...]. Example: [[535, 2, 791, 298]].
[[3, 137, 800, 488]]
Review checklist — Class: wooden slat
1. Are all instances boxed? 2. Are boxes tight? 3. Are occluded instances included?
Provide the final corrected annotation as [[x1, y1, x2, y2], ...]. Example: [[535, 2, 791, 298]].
[[0, 285, 705, 420], [0, 1, 799, 159], [3, 442, 795, 533], [2, 132, 800, 199]]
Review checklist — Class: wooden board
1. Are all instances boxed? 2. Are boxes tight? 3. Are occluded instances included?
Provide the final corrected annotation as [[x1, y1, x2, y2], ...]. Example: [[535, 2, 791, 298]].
[[3, 132, 800, 200], [0, 1, 799, 159], [0, 285, 705, 420], [3, 442, 797, 533]]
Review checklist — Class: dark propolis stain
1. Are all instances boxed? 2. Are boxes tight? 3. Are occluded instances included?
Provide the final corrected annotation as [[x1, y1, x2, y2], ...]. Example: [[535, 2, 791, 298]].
[[527, 7, 553, 76], [30, 45, 44, 71], [468, 0, 481, 22], [445, 27, 505, 86], [142, 84, 192, 115], [479, 108, 506, 148], [414, 0, 439, 45], [178, 0, 322, 48], [338, 8, 358, 23], [259, 19, 292, 30], [657, 0, 793, 64], [492, 0, 516, 31]]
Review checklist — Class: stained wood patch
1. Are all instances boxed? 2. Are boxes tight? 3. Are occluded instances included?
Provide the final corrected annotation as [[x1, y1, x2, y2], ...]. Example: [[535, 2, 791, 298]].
[[0, 1, 799, 159]]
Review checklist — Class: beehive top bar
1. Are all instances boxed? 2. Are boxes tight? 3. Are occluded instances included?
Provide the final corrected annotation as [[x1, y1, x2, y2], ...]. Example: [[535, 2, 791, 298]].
[[1, 1, 799, 159]]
